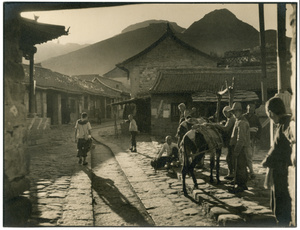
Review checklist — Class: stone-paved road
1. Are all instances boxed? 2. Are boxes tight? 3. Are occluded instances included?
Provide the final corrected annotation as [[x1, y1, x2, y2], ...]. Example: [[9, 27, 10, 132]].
[[95, 127, 217, 227], [22, 121, 274, 227], [97, 122, 276, 227], [89, 142, 154, 226]]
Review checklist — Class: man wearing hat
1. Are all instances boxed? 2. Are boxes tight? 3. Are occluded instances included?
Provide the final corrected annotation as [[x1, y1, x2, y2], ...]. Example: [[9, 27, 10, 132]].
[[244, 103, 262, 179], [212, 106, 236, 179], [229, 102, 251, 193]]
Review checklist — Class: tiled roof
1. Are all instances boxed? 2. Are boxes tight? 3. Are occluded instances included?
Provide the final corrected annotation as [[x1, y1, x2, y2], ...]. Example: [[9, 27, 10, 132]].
[[72, 74, 130, 94], [192, 90, 259, 102], [22, 65, 124, 97], [20, 18, 68, 47], [150, 68, 280, 94], [117, 23, 218, 67]]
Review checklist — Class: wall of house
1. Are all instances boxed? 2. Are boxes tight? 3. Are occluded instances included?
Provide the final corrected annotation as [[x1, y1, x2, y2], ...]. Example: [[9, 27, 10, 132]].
[[103, 67, 131, 89], [151, 94, 192, 137], [125, 37, 217, 97], [4, 12, 32, 224]]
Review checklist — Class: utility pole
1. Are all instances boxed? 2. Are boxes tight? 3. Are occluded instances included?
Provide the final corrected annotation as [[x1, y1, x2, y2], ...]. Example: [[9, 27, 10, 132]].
[[258, 3, 268, 104], [277, 3, 287, 93]]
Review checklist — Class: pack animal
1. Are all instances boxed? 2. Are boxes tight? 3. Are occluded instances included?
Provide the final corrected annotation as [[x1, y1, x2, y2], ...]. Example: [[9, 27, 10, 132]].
[[179, 124, 223, 195]]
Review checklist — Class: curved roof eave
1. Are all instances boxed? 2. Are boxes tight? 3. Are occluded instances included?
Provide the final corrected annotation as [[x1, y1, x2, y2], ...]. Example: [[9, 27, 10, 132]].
[[117, 23, 218, 67]]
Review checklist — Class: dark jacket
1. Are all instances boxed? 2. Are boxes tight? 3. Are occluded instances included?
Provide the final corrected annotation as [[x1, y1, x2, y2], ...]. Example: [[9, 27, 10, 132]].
[[244, 112, 262, 140], [262, 115, 292, 169]]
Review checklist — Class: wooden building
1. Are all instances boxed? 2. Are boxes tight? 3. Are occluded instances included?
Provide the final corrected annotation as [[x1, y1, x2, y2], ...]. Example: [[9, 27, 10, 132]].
[[22, 65, 130, 125], [149, 67, 282, 136], [116, 23, 218, 98]]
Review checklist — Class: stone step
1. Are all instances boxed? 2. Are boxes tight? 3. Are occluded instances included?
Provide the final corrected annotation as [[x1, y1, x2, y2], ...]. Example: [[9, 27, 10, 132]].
[[174, 170, 277, 227]]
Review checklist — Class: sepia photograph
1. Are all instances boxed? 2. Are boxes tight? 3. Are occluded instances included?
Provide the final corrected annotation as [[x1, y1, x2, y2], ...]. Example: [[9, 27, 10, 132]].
[[3, 1, 298, 227]]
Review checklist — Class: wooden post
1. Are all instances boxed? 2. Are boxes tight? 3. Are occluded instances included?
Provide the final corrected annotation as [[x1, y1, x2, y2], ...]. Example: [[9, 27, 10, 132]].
[[29, 52, 36, 114], [277, 3, 287, 93], [228, 77, 235, 107], [259, 3, 268, 104]]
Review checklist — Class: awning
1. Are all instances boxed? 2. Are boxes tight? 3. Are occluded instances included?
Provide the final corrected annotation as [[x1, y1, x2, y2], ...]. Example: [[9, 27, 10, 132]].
[[111, 96, 150, 106], [192, 90, 259, 103]]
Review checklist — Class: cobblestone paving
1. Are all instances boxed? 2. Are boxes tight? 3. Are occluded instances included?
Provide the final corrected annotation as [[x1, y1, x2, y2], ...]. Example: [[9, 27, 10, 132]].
[[24, 125, 94, 226], [90, 144, 154, 226], [98, 123, 277, 227], [22, 121, 276, 227]]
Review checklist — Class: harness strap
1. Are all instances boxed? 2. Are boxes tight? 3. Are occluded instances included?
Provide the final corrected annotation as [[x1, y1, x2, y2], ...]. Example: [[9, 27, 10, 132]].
[[186, 148, 213, 158]]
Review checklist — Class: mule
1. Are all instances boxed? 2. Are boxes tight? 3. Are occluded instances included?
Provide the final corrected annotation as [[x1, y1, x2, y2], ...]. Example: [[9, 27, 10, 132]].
[[179, 124, 223, 196]]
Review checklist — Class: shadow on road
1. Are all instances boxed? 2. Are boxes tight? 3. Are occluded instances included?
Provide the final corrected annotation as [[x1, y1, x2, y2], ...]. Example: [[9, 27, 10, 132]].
[[82, 166, 154, 226]]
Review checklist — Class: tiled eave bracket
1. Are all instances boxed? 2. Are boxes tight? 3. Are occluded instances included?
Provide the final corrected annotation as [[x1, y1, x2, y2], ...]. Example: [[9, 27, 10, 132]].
[[19, 17, 68, 58]]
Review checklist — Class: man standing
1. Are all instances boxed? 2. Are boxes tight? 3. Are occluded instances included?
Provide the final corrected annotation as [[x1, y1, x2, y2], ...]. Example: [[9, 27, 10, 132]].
[[128, 114, 138, 152], [229, 102, 250, 193], [262, 97, 292, 226], [178, 103, 186, 124], [244, 103, 262, 179], [213, 106, 236, 180], [75, 112, 92, 165]]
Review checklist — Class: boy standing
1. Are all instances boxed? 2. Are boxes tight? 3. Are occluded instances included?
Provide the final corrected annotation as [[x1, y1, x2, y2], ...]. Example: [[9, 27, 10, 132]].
[[128, 114, 138, 152], [75, 112, 92, 165]]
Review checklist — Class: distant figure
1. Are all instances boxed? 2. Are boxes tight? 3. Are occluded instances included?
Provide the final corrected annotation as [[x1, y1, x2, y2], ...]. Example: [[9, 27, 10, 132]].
[[151, 136, 179, 171], [75, 112, 92, 165], [262, 97, 292, 226], [229, 102, 250, 193], [178, 103, 186, 124], [244, 103, 262, 179], [95, 108, 102, 124], [128, 114, 138, 152]]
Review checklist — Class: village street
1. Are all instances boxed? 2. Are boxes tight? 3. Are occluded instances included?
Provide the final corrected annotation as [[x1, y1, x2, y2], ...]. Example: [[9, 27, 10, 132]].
[[21, 119, 278, 227]]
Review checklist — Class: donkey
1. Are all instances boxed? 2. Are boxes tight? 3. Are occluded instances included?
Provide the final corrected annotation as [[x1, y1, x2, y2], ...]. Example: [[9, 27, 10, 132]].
[[179, 124, 223, 196]]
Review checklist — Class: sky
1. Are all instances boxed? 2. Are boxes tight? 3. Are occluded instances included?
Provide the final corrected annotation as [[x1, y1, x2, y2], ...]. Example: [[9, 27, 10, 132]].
[[20, 2, 295, 45]]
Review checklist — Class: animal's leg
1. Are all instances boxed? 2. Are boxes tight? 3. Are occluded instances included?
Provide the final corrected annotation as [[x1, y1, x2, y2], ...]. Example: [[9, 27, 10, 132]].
[[216, 149, 221, 184], [210, 154, 215, 183], [189, 154, 203, 189], [182, 167, 188, 196], [190, 170, 198, 190]]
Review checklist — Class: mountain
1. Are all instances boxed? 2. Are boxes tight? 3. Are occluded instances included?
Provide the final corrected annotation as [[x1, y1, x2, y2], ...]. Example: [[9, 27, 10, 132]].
[[30, 42, 89, 63], [181, 9, 260, 56], [41, 9, 290, 76], [41, 22, 183, 76], [122, 20, 185, 33]]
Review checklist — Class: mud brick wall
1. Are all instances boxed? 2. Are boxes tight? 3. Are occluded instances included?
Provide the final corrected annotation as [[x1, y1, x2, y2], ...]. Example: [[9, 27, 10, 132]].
[[151, 94, 192, 138], [4, 15, 30, 200], [125, 37, 217, 97]]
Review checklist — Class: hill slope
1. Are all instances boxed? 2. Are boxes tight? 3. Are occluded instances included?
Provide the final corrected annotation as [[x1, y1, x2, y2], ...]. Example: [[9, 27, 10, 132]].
[[122, 20, 185, 33], [41, 22, 182, 75], [41, 9, 290, 76]]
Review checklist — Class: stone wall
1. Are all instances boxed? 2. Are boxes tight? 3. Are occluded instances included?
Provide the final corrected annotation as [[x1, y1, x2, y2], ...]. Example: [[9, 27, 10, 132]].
[[4, 13, 32, 226], [4, 14, 31, 202], [125, 37, 217, 97]]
